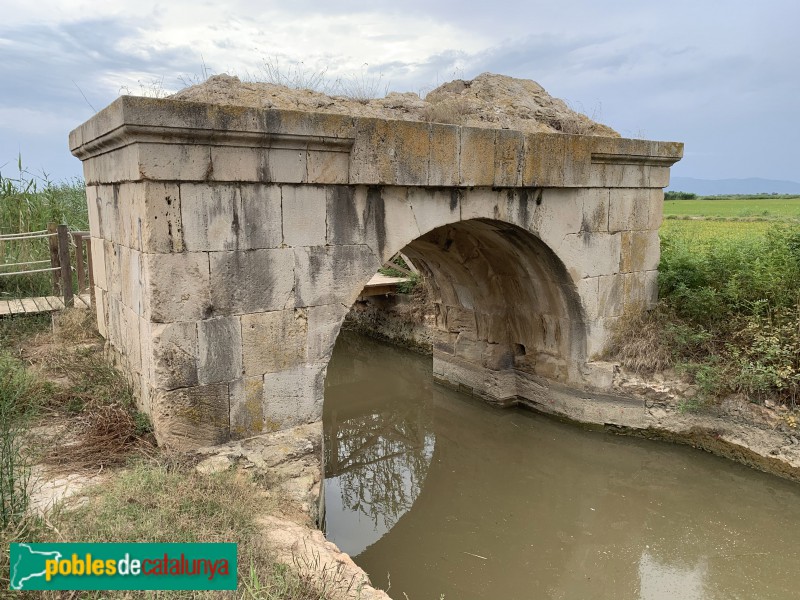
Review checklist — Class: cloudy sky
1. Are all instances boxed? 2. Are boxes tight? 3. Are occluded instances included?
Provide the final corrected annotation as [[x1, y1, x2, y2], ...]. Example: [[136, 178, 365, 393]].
[[2, 0, 798, 184]]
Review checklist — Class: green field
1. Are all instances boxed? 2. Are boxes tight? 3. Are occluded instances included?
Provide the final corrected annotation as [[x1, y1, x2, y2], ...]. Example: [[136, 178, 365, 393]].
[[662, 194, 800, 241], [663, 195, 800, 220]]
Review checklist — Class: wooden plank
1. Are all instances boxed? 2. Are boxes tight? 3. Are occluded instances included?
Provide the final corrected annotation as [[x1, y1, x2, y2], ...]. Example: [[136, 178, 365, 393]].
[[0, 300, 11, 316], [8, 299, 24, 314], [20, 298, 39, 314], [31, 297, 51, 312], [49, 297, 65, 310], [57, 225, 73, 308], [28, 297, 43, 311], [74, 293, 90, 308]]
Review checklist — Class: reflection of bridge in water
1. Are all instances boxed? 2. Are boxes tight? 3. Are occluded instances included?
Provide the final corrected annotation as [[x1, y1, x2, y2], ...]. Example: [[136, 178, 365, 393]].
[[323, 332, 435, 539]]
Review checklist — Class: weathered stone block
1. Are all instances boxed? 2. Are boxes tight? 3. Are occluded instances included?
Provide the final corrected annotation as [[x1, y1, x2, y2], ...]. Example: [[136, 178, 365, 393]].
[[118, 245, 142, 315], [104, 240, 122, 300], [444, 305, 477, 335], [427, 124, 459, 187], [147, 320, 198, 391], [143, 252, 212, 323], [86, 185, 100, 237], [306, 304, 348, 362], [294, 245, 379, 307], [609, 189, 652, 232], [307, 150, 349, 184], [576, 276, 600, 319], [350, 118, 430, 185], [455, 334, 484, 363], [137, 143, 211, 181], [152, 383, 230, 449], [531, 188, 583, 247], [598, 274, 624, 318], [263, 364, 326, 429], [460, 188, 510, 222], [362, 186, 420, 262], [198, 316, 243, 384], [459, 127, 495, 186], [268, 148, 306, 183], [180, 184, 240, 251], [556, 232, 622, 280], [209, 249, 294, 315], [241, 309, 307, 376], [82, 146, 140, 185], [326, 186, 365, 246], [239, 185, 283, 249], [579, 188, 610, 233], [139, 182, 183, 253], [476, 344, 514, 371], [95, 287, 108, 338], [230, 376, 265, 438], [181, 183, 282, 251], [91, 237, 107, 291], [432, 329, 457, 355], [408, 188, 460, 236], [494, 129, 524, 187], [210, 146, 264, 182], [282, 186, 327, 247]]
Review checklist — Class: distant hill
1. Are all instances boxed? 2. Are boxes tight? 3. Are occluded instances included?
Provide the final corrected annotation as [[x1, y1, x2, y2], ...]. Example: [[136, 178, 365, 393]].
[[667, 177, 800, 196]]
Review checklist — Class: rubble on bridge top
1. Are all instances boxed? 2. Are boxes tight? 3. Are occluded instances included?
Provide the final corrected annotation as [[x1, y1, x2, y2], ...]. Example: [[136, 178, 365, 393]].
[[170, 72, 619, 138]]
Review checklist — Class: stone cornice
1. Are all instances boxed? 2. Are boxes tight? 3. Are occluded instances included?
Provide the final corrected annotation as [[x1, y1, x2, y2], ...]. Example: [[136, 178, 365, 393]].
[[70, 96, 683, 188]]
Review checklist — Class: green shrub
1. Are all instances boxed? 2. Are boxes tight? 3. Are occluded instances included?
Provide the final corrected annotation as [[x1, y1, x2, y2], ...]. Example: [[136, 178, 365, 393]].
[[615, 223, 800, 405]]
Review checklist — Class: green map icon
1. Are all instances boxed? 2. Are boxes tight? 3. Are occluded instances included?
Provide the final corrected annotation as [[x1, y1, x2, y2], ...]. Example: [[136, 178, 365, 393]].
[[9, 543, 63, 590]]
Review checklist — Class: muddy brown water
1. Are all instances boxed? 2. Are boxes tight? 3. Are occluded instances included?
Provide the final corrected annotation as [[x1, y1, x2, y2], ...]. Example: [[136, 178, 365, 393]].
[[323, 332, 800, 600]]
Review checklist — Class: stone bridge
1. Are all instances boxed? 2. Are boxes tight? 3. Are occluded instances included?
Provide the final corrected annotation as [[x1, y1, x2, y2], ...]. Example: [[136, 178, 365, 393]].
[[70, 96, 682, 449]]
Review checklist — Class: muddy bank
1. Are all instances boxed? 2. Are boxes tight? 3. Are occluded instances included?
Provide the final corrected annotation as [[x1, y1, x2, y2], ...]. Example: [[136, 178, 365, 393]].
[[194, 424, 391, 600], [344, 288, 434, 354]]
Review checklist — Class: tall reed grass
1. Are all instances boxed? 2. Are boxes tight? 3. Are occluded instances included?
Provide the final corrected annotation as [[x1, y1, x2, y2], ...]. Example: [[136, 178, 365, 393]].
[[0, 157, 87, 299]]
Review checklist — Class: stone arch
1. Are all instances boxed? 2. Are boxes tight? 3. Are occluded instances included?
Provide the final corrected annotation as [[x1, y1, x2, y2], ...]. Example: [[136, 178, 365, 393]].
[[69, 95, 682, 448]]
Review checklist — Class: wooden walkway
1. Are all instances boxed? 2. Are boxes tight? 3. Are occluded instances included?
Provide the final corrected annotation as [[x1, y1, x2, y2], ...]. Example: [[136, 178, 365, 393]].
[[0, 293, 92, 317], [359, 274, 412, 298]]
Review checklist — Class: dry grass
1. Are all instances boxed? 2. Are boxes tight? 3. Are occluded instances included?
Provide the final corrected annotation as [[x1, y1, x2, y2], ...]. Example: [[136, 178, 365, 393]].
[[422, 97, 471, 125], [30, 457, 336, 599], [607, 309, 675, 374], [7, 309, 156, 472]]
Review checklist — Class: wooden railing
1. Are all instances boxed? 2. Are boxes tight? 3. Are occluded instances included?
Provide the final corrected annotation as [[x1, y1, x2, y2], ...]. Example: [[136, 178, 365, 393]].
[[0, 224, 93, 311]]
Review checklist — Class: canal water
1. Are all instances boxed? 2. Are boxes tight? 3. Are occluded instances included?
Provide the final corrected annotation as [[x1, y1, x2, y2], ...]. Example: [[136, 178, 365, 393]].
[[323, 332, 800, 600]]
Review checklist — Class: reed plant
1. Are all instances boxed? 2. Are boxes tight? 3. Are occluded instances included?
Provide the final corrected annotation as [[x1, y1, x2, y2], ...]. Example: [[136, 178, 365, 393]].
[[0, 157, 87, 299]]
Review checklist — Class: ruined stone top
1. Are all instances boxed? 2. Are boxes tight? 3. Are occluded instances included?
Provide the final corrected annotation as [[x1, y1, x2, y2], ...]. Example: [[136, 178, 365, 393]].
[[170, 72, 620, 138]]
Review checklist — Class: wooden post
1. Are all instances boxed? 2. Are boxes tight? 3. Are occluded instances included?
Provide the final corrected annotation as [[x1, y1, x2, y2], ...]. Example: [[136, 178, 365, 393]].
[[47, 223, 61, 293], [57, 225, 73, 307], [73, 232, 85, 293]]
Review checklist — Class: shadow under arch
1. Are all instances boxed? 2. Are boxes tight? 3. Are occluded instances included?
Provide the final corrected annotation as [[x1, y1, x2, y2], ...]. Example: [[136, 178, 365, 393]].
[[400, 217, 587, 403]]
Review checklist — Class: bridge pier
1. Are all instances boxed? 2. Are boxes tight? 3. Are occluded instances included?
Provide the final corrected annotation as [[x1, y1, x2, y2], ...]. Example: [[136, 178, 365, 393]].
[[70, 96, 681, 449]]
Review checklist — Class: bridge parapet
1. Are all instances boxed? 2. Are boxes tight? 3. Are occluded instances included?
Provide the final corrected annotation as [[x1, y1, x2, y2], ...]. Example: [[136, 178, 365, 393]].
[[71, 96, 682, 449]]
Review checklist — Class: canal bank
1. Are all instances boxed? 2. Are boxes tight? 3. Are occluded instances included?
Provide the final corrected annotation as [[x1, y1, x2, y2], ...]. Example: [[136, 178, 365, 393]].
[[345, 289, 800, 483]]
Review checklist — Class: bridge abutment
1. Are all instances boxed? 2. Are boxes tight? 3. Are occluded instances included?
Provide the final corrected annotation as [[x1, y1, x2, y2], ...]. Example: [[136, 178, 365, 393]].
[[70, 96, 681, 449]]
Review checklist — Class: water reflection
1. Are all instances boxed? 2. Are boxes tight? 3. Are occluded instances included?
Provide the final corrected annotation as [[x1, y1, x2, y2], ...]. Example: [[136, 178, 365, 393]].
[[324, 332, 800, 599], [324, 332, 435, 554]]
